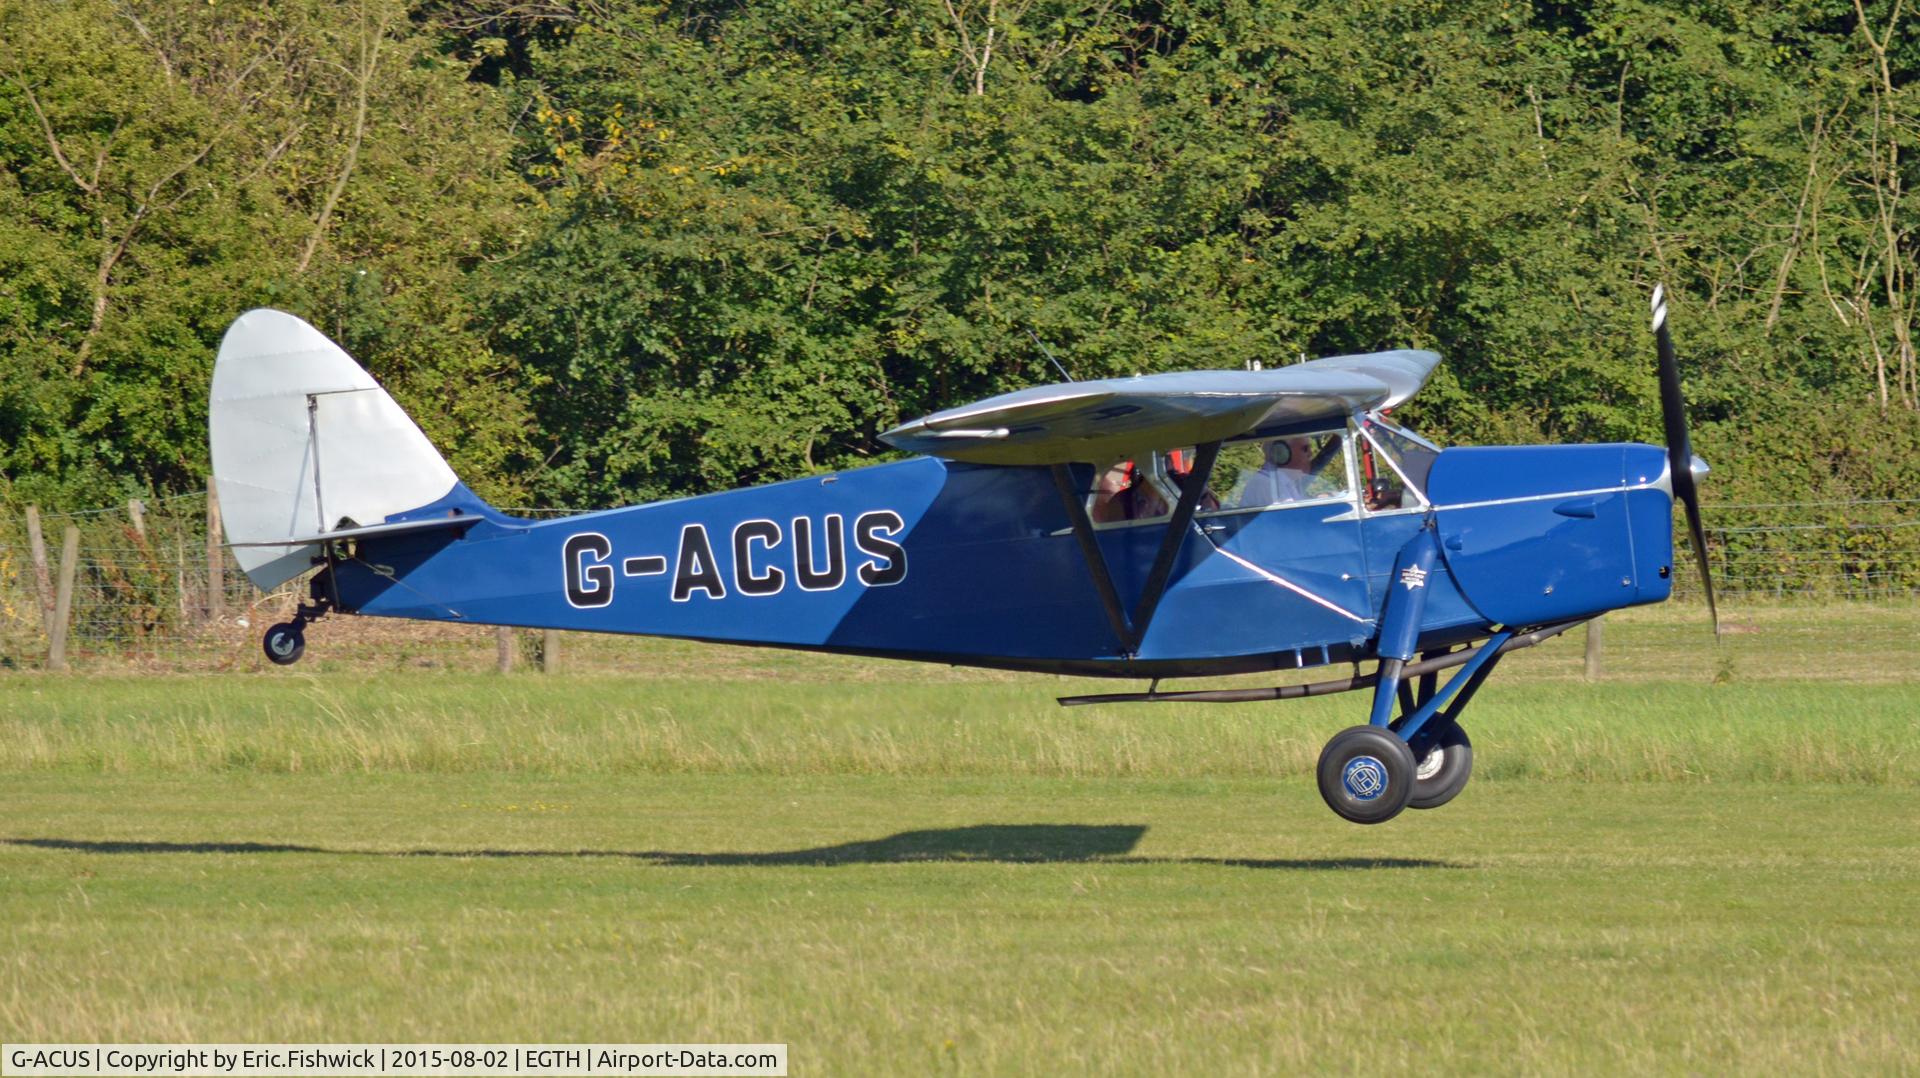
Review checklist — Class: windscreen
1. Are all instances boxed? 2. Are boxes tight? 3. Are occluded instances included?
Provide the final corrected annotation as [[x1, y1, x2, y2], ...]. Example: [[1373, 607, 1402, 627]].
[[1358, 419, 1439, 510]]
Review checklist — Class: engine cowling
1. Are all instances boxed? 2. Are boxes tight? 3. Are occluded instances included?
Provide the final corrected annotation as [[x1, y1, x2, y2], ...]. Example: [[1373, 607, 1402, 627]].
[[1427, 444, 1674, 626]]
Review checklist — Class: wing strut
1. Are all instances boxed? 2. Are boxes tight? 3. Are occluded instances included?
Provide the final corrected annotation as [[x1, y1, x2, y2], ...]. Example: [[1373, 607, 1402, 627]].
[[1049, 464, 1133, 648], [1048, 443, 1222, 657], [1129, 441, 1220, 652]]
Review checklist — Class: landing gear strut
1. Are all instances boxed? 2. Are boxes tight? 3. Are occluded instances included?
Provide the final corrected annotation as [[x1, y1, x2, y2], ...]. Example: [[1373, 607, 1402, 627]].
[[262, 568, 335, 666], [1317, 628, 1508, 823]]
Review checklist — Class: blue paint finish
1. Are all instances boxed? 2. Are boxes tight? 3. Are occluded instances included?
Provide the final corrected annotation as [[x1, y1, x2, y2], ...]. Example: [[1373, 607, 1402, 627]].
[[1368, 676, 1401, 728], [1136, 500, 1372, 661], [1359, 511, 1484, 656], [329, 428, 1679, 682], [1375, 528, 1439, 662], [212, 308, 1716, 825], [1428, 444, 1643, 504], [1363, 527, 1439, 727], [384, 481, 514, 526], [1430, 444, 1669, 626], [1625, 484, 1677, 606], [343, 456, 952, 640], [825, 463, 1123, 660]]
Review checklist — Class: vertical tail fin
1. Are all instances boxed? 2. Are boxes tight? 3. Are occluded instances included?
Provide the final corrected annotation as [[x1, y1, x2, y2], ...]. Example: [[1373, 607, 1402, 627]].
[[209, 308, 462, 589]]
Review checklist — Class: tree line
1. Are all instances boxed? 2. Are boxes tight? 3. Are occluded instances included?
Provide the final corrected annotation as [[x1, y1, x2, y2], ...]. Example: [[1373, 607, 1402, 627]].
[[2, 0, 1917, 512]]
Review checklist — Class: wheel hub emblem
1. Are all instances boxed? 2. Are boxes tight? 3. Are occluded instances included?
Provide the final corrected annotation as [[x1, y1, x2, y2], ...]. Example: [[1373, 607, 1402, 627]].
[[270, 634, 295, 656], [1342, 755, 1388, 801]]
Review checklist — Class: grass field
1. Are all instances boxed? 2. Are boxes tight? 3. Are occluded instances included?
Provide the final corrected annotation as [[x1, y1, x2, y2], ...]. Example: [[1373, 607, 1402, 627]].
[[4, 604, 1919, 1073]]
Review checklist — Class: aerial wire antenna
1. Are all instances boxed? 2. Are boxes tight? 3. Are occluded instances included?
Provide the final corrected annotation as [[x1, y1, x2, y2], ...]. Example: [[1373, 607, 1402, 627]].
[[1028, 329, 1074, 382]]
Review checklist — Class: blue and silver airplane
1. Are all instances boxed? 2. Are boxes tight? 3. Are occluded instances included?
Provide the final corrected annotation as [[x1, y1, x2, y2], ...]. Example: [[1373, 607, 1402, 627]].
[[210, 288, 1713, 824]]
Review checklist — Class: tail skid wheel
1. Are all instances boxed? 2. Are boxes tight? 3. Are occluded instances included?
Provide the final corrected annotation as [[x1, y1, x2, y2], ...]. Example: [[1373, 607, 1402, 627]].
[[1316, 725, 1416, 824], [263, 623, 305, 666]]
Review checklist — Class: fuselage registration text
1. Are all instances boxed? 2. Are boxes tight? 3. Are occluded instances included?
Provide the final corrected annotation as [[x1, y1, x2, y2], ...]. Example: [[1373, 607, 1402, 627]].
[[562, 510, 907, 608]]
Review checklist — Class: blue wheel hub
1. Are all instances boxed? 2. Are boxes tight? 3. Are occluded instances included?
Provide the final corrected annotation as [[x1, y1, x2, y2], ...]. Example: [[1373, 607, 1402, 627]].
[[1341, 755, 1389, 801]]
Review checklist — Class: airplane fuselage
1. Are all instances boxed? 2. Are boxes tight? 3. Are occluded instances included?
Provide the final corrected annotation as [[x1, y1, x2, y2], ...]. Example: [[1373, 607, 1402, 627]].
[[329, 435, 1675, 679]]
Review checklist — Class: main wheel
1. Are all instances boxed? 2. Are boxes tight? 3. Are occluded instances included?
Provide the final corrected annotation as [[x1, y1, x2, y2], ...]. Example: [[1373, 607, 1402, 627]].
[[1407, 723, 1472, 810], [263, 622, 305, 666], [1316, 725, 1417, 824]]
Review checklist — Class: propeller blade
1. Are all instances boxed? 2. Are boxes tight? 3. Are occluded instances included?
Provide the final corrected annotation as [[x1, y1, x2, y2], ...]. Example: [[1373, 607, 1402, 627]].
[[1650, 285, 1719, 636]]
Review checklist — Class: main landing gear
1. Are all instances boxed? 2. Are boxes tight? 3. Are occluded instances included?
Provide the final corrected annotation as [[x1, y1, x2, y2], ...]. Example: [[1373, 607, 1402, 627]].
[[1314, 624, 1506, 823], [262, 570, 335, 667], [1057, 620, 1587, 826], [1315, 719, 1475, 824]]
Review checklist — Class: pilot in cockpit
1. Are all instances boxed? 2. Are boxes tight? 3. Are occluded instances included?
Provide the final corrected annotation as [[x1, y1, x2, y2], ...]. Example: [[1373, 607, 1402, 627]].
[[1237, 437, 1311, 508]]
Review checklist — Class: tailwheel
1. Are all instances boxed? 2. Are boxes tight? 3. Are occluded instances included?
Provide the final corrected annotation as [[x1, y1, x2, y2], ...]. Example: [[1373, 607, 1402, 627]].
[[262, 571, 333, 667], [1405, 723, 1472, 810], [262, 622, 306, 666], [1316, 725, 1416, 824]]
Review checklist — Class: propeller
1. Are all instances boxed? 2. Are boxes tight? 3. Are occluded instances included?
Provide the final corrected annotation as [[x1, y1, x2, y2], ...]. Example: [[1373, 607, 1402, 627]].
[[1650, 285, 1719, 637]]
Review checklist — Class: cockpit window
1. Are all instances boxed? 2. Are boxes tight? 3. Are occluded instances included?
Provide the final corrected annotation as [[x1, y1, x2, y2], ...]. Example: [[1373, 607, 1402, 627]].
[[1081, 431, 1356, 527], [1086, 457, 1172, 525], [1169, 431, 1351, 515], [1369, 421, 1439, 489], [1357, 418, 1438, 511]]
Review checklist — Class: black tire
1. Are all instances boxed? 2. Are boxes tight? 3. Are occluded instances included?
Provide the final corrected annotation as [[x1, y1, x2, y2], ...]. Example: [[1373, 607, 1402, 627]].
[[1407, 723, 1472, 810], [263, 623, 305, 666], [1316, 725, 1417, 824]]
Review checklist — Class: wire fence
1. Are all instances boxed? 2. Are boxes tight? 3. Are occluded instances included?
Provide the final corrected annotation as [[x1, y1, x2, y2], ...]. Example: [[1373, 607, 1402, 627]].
[[0, 491, 294, 671], [1680, 497, 1920, 601], [0, 491, 1915, 672]]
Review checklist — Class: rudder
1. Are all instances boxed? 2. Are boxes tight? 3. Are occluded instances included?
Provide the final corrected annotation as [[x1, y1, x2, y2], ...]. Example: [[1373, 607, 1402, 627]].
[[209, 308, 461, 589]]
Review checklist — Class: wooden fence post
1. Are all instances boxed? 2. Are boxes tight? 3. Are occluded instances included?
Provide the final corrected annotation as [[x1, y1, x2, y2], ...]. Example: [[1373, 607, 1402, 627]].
[[48, 525, 79, 672], [24, 505, 53, 636], [541, 629, 560, 673], [1584, 616, 1604, 680], [495, 626, 515, 673], [127, 498, 146, 542], [205, 486, 224, 621]]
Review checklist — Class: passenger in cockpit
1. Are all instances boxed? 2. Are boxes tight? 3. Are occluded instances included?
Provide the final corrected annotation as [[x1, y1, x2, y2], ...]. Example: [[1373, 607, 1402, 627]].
[[1092, 460, 1168, 522]]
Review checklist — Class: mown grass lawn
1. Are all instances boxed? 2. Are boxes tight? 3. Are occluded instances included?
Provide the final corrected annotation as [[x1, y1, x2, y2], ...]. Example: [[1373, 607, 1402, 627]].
[[3, 773, 1916, 1073], [3, 605, 1917, 1072]]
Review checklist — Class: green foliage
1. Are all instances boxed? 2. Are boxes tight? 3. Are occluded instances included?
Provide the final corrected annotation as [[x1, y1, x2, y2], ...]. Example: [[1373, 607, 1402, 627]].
[[0, 0, 539, 506], [2, 0, 1918, 509]]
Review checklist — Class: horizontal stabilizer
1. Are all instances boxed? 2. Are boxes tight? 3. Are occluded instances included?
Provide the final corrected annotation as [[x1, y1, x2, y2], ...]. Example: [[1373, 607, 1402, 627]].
[[226, 514, 481, 548], [882, 350, 1440, 465]]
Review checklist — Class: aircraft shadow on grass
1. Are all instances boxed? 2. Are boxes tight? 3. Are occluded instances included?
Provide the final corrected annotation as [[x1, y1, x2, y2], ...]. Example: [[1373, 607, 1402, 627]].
[[3, 827, 1456, 871]]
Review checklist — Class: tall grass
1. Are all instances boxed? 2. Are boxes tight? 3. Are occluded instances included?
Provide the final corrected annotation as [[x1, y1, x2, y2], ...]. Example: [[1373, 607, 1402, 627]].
[[2, 674, 1913, 785]]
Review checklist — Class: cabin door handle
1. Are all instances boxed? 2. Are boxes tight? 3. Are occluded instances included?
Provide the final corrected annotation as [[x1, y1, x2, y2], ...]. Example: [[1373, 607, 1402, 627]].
[[1554, 498, 1598, 519]]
